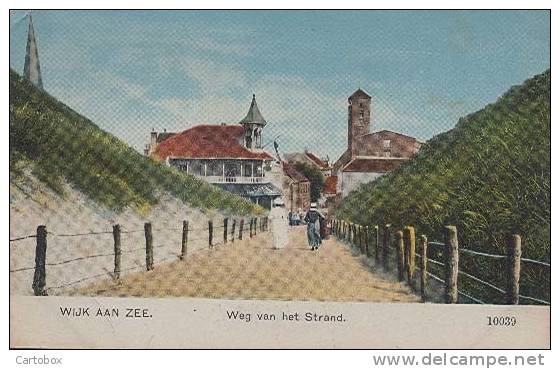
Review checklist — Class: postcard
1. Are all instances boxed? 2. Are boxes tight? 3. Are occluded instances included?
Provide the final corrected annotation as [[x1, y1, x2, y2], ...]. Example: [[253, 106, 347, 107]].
[[9, 9, 550, 349]]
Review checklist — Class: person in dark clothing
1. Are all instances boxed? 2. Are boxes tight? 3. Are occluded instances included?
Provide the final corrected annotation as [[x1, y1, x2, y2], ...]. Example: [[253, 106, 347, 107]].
[[304, 203, 325, 250]]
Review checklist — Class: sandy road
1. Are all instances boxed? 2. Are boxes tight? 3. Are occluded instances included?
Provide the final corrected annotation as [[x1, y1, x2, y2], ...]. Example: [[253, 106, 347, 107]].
[[75, 226, 420, 302]]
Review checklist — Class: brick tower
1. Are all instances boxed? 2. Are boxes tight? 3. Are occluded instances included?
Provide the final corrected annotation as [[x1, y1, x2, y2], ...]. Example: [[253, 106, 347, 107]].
[[347, 89, 371, 155]]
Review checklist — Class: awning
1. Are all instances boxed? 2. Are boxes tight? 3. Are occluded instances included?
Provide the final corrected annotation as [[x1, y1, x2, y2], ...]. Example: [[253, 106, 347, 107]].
[[214, 182, 282, 198]]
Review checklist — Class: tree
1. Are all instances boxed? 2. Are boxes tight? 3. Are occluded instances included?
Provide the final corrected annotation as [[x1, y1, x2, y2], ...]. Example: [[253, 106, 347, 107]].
[[294, 161, 325, 202]]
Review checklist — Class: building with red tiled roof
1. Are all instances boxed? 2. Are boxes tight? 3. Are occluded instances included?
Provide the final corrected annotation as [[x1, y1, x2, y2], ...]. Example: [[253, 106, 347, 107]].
[[333, 89, 423, 198], [151, 125, 272, 161], [146, 95, 281, 209]]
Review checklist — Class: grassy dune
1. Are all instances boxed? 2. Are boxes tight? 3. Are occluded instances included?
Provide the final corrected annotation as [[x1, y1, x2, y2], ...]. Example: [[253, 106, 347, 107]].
[[336, 70, 550, 304], [9, 69, 261, 216]]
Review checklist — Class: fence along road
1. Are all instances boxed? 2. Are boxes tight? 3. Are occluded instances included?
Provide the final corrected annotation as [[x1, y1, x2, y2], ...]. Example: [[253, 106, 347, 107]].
[[9, 216, 268, 296], [330, 219, 550, 305]]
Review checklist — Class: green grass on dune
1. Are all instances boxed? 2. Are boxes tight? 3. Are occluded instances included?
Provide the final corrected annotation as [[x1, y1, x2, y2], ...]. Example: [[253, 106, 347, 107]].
[[9, 69, 261, 216], [336, 70, 550, 304]]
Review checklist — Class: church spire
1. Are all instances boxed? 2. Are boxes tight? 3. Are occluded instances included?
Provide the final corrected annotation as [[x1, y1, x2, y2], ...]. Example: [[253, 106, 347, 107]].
[[239, 94, 266, 150], [24, 13, 43, 90], [239, 94, 267, 126]]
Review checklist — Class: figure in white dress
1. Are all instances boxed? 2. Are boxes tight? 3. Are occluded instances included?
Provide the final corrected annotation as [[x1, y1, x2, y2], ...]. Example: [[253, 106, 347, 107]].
[[270, 197, 289, 249]]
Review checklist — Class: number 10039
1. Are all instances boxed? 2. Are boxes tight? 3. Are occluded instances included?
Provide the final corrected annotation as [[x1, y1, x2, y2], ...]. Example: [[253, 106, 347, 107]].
[[487, 316, 516, 326]]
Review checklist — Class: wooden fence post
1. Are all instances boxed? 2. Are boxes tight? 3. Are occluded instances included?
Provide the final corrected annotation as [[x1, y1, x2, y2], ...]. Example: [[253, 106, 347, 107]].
[[145, 222, 154, 271], [396, 230, 405, 281], [375, 225, 381, 263], [383, 224, 390, 271], [338, 221, 342, 239], [356, 225, 360, 251], [404, 226, 416, 287], [231, 219, 236, 242], [365, 226, 371, 257], [420, 235, 428, 302], [360, 226, 366, 254], [180, 220, 188, 260], [239, 219, 244, 240], [208, 221, 213, 247], [444, 226, 459, 304], [355, 225, 360, 250], [32, 225, 48, 296], [249, 218, 254, 238], [223, 218, 228, 244], [113, 224, 121, 279], [506, 234, 522, 305]]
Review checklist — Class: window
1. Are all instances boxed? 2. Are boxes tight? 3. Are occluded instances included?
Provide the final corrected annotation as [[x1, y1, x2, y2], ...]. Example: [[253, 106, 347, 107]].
[[383, 140, 391, 149], [225, 162, 239, 177], [243, 163, 253, 177], [190, 160, 203, 176], [207, 161, 222, 176]]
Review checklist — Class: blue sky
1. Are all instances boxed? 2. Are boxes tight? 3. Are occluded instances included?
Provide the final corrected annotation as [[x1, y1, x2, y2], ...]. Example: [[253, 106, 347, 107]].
[[10, 10, 550, 161]]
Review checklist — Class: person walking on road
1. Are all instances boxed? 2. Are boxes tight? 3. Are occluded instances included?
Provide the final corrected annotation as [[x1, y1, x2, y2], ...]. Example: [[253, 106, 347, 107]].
[[270, 197, 289, 249], [304, 202, 325, 250]]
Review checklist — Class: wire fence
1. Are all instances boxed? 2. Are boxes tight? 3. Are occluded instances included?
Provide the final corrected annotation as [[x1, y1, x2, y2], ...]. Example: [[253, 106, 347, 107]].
[[10, 216, 269, 296], [330, 219, 550, 305]]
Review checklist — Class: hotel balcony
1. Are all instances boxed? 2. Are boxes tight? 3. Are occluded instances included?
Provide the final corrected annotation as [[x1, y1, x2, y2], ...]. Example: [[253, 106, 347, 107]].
[[193, 175, 268, 184]]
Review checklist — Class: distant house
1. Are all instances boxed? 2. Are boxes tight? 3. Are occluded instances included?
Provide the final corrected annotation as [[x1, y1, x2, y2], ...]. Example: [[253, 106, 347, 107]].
[[284, 150, 331, 176], [281, 162, 311, 212], [322, 175, 338, 205], [333, 89, 423, 198], [147, 95, 282, 209]]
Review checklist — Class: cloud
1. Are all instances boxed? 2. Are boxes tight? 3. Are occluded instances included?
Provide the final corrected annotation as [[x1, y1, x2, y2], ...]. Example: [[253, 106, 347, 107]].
[[180, 58, 248, 95], [153, 95, 247, 127]]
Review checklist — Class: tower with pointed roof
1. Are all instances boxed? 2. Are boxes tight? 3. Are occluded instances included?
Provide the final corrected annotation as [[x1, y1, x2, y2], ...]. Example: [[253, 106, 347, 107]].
[[24, 14, 43, 90], [239, 94, 267, 150]]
